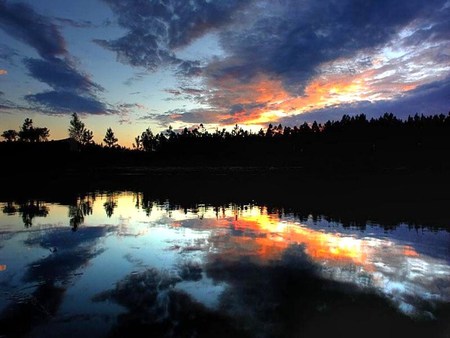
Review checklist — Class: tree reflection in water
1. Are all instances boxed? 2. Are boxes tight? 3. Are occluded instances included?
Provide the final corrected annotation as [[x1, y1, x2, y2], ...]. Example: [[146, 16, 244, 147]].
[[1, 200, 49, 227], [0, 193, 449, 338], [69, 195, 94, 230], [103, 193, 118, 218]]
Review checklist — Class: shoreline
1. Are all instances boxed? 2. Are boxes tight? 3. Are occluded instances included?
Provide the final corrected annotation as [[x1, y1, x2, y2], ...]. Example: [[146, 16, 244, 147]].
[[2, 167, 449, 230]]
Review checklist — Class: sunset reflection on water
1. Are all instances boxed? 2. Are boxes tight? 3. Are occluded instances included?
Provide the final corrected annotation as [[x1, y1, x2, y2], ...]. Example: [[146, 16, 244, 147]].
[[200, 207, 450, 315], [0, 192, 449, 337]]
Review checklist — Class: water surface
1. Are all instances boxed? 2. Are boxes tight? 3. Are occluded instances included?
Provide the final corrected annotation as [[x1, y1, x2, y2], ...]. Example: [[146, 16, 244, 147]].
[[1, 192, 449, 337]]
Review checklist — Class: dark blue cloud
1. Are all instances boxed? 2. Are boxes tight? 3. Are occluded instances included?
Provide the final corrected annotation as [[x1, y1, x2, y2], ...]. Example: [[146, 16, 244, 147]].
[[23, 57, 109, 114], [97, 0, 448, 108], [0, 2, 111, 115], [96, 0, 249, 71], [0, 0, 66, 59], [0, 43, 19, 64], [24, 58, 103, 93], [214, 0, 448, 93], [0, 91, 18, 112], [279, 77, 450, 124], [25, 91, 109, 115], [401, 4, 450, 46], [53, 17, 96, 29], [177, 60, 202, 77], [94, 31, 178, 70]]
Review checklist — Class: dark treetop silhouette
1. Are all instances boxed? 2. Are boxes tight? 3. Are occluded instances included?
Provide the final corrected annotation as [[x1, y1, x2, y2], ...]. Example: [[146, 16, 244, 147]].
[[1, 112, 450, 174]]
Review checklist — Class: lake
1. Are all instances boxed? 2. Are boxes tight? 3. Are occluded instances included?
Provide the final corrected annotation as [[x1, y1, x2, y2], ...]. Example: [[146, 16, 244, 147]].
[[1, 190, 449, 337]]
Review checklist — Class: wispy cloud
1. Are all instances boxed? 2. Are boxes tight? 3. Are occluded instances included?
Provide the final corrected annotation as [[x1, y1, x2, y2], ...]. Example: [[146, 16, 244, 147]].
[[280, 77, 450, 124], [0, 1, 110, 115], [25, 91, 109, 115], [0, 43, 19, 66], [24, 58, 103, 93], [0, 1, 66, 59], [154, 0, 449, 126], [53, 17, 96, 29], [96, 0, 249, 72]]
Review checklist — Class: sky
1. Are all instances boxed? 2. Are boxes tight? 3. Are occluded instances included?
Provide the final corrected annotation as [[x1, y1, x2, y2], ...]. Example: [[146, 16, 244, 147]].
[[0, 0, 449, 147]]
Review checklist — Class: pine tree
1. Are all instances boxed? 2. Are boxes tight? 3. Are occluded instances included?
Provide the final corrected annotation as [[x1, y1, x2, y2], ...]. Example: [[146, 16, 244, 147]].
[[68, 113, 85, 143], [68, 113, 94, 145], [103, 127, 118, 148]]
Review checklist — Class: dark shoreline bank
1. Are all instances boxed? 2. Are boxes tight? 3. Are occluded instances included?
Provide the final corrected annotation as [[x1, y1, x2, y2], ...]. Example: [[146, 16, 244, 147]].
[[2, 167, 450, 231]]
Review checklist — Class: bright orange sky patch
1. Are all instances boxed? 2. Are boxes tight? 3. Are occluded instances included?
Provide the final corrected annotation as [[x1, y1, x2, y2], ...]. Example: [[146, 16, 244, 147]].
[[207, 62, 423, 127]]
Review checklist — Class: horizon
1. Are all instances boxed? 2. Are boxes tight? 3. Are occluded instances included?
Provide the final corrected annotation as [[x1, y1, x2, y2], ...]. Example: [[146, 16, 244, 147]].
[[1, 0, 449, 147]]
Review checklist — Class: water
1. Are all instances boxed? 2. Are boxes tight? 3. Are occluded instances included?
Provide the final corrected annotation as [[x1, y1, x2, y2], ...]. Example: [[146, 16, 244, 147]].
[[0, 191, 449, 337]]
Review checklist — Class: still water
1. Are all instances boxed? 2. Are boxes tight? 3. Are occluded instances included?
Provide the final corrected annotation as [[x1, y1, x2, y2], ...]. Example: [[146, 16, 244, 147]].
[[0, 191, 449, 337]]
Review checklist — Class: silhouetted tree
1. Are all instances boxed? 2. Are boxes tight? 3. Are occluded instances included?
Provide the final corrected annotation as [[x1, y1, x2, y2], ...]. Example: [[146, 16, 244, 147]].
[[34, 127, 50, 142], [69, 113, 94, 145], [133, 135, 141, 150], [140, 128, 156, 151], [103, 127, 118, 148], [68, 113, 84, 142], [1, 129, 18, 142], [18, 118, 34, 142], [82, 129, 94, 145], [18, 119, 49, 142]]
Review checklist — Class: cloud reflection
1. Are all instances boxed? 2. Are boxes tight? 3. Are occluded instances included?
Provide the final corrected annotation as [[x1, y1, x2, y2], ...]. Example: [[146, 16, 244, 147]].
[[1, 193, 449, 323], [137, 202, 449, 317]]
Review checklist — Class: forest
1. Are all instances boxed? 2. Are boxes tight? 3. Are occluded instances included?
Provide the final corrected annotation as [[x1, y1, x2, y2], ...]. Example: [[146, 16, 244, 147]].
[[1, 112, 450, 174]]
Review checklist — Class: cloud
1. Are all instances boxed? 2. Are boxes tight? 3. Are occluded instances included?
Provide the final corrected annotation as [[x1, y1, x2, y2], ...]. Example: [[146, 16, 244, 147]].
[[279, 77, 450, 124], [24, 57, 103, 93], [211, 0, 447, 93], [0, 43, 19, 64], [25, 91, 109, 115], [123, 72, 147, 86], [140, 108, 221, 125], [0, 2, 112, 115], [22, 57, 108, 114], [0, 1, 66, 59], [400, 3, 450, 47], [144, 0, 448, 127], [0, 92, 19, 113], [97, 0, 249, 71], [53, 17, 96, 29], [177, 60, 202, 77], [0, 69, 6, 75]]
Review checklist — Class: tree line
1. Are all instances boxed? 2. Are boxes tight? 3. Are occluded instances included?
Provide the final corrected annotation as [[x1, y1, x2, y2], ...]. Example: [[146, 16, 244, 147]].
[[2, 112, 450, 170], [131, 112, 450, 151], [1, 118, 49, 143], [2, 113, 119, 147], [3, 112, 450, 149], [131, 112, 450, 168]]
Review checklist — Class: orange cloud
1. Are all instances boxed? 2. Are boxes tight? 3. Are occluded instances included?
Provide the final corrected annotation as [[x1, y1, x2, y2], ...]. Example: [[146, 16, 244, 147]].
[[0, 69, 7, 75], [169, 44, 443, 129], [201, 68, 421, 127]]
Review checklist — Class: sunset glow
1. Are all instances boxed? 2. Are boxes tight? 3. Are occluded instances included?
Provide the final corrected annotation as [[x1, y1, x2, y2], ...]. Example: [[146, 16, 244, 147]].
[[0, 0, 448, 147]]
